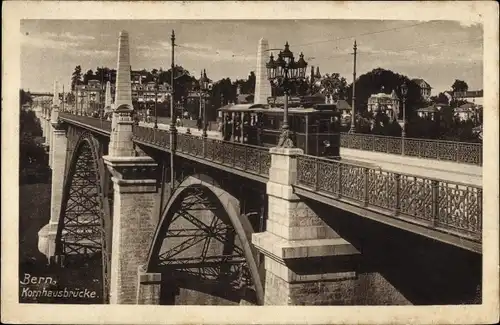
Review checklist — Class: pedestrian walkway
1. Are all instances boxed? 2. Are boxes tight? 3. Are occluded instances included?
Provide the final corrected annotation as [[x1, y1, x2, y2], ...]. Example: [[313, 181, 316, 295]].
[[138, 122, 222, 139]]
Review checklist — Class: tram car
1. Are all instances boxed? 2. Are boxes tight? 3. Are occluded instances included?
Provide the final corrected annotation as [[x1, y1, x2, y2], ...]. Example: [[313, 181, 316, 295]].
[[218, 95, 342, 158]]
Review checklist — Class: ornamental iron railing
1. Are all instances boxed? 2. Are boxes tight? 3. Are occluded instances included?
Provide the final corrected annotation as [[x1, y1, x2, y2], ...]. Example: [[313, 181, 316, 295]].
[[132, 126, 271, 177], [296, 154, 482, 242], [340, 133, 482, 166], [59, 113, 482, 243], [60, 113, 112, 134]]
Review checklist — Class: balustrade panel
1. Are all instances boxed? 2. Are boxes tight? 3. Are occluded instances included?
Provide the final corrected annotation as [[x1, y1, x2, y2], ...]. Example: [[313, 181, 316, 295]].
[[340, 133, 481, 165], [367, 169, 396, 210], [436, 183, 482, 239], [340, 164, 365, 202], [399, 175, 433, 222]]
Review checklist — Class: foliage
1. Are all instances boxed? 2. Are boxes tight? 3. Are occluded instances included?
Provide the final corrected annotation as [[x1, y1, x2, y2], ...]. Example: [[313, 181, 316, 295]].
[[20, 89, 33, 107], [312, 73, 349, 99], [345, 68, 425, 120], [71, 65, 83, 91], [19, 109, 49, 184], [430, 92, 450, 105], [451, 79, 469, 93]]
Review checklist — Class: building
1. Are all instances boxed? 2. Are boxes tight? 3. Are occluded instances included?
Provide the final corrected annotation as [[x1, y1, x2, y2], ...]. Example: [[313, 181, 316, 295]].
[[132, 81, 171, 109], [453, 89, 483, 106], [74, 80, 110, 115], [412, 78, 432, 100], [336, 99, 352, 125], [367, 90, 400, 121], [454, 102, 482, 122], [74, 78, 171, 115], [416, 104, 440, 121]]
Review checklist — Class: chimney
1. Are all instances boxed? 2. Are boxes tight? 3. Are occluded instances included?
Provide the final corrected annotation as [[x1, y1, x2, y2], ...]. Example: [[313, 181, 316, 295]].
[[254, 37, 272, 104]]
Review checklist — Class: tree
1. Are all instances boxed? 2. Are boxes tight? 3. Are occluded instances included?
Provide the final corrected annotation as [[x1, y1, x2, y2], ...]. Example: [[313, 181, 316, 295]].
[[20, 89, 33, 107], [451, 79, 469, 93], [71, 65, 83, 91], [430, 92, 450, 105], [19, 109, 48, 184], [83, 69, 95, 84], [317, 73, 349, 99], [345, 68, 424, 121]]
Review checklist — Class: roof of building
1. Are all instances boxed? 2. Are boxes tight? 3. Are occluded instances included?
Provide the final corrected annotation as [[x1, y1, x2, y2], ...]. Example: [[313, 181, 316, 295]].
[[412, 78, 432, 89], [417, 105, 440, 113], [458, 102, 477, 110], [336, 99, 351, 110], [453, 90, 483, 98]]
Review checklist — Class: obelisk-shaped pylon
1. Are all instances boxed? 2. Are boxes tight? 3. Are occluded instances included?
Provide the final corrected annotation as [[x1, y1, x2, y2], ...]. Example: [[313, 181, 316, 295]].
[[104, 81, 112, 112], [254, 38, 272, 105], [109, 30, 135, 157], [51, 81, 60, 125], [52, 81, 60, 108]]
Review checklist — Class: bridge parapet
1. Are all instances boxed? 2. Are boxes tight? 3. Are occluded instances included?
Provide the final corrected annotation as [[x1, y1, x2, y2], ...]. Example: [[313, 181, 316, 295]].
[[340, 132, 482, 166], [295, 154, 482, 248], [58, 112, 483, 250]]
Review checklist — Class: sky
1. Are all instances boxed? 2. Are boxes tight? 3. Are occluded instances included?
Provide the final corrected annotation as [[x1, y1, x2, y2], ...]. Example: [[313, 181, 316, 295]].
[[20, 19, 483, 94]]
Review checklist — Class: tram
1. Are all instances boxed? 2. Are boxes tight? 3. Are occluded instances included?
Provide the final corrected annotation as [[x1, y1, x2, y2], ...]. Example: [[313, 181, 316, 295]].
[[218, 95, 342, 158]]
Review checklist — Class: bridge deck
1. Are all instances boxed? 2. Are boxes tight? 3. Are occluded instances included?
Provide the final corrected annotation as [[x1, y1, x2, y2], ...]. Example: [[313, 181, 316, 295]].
[[57, 113, 483, 253], [340, 148, 482, 187]]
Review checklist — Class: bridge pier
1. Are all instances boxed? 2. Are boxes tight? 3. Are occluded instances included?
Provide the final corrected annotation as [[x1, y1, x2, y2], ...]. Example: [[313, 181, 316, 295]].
[[104, 155, 159, 304], [252, 148, 361, 305], [136, 265, 162, 304], [38, 95, 67, 262]]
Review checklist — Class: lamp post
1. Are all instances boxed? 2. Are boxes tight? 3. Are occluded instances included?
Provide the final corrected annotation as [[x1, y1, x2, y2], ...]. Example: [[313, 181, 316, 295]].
[[266, 42, 308, 148], [153, 74, 159, 129], [401, 81, 408, 154], [349, 40, 357, 133], [199, 69, 211, 138]]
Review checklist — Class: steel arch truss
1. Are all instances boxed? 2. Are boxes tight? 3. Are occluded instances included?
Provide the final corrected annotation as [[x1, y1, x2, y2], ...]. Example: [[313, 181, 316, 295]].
[[55, 132, 112, 303], [151, 184, 256, 301]]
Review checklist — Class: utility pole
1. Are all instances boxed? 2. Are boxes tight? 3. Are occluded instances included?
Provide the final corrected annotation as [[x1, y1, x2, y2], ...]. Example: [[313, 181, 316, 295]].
[[169, 29, 177, 192], [62, 84, 65, 112], [349, 40, 357, 133]]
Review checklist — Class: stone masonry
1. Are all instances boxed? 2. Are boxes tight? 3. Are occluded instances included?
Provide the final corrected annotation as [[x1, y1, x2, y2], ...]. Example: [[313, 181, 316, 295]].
[[103, 156, 159, 304], [109, 30, 134, 157], [252, 147, 361, 305], [104, 30, 159, 304], [254, 38, 272, 105], [38, 81, 67, 262]]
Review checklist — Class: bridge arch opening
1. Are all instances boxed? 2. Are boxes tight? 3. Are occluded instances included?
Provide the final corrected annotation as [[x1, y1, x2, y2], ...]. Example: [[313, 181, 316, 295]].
[[147, 174, 264, 305], [54, 133, 112, 304]]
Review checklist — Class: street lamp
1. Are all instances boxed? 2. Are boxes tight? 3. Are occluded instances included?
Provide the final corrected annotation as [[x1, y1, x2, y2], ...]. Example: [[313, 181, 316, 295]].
[[199, 69, 211, 138], [266, 42, 308, 148], [153, 74, 159, 129], [401, 81, 408, 154]]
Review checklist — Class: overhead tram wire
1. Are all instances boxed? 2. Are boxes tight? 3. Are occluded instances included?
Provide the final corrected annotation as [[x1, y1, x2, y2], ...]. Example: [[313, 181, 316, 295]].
[[173, 21, 481, 66], [194, 21, 439, 61], [307, 37, 484, 63]]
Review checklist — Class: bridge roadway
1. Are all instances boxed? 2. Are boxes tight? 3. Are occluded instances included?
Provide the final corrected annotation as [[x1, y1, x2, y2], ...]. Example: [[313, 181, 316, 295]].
[[140, 121, 482, 187], [57, 113, 482, 253]]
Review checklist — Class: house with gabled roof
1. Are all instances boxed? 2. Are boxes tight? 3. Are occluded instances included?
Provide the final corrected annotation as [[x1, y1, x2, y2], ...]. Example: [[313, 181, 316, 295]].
[[412, 78, 432, 101]]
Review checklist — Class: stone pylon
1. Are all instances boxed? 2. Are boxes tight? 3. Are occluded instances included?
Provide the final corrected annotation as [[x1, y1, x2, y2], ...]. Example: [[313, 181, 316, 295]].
[[109, 30, 135, 157], [104, 81, 112, 112], [103, 30, 159, 304], [254, 37, 272, 105]]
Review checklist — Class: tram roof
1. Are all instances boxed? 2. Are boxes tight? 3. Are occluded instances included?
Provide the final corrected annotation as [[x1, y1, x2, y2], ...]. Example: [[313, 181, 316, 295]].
[[219, 103, 339, 114]]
